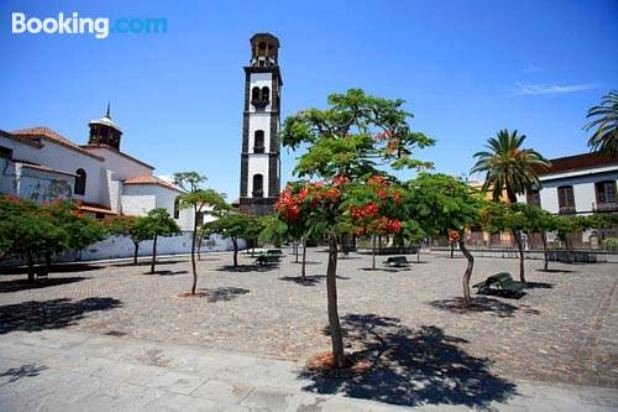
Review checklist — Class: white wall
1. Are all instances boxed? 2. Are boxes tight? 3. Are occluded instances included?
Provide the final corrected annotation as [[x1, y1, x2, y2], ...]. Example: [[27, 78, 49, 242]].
[[14, 164, 73, 202], [0, 134, 107, 206], [122, 183, 194, 230], [76, 233, 247, 261], [248, 113, 271, 154], [538, 171, 618, 214], [247, 154, 270, 197], [249, 72, 273, 113], [83, 146, 153, 180]]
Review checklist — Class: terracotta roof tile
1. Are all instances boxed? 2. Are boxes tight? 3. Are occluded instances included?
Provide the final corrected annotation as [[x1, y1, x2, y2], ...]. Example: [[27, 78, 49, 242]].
[[535, 152, 618, 176], [11, 127, 104, 161], [124, 175, 182, 192]]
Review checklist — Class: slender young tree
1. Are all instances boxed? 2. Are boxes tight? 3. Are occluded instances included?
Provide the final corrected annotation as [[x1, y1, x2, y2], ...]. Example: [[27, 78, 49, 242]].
[[203, 212, 255, 267], [471, 129, 549, 281], [141, 208, 181, 273], [280, 89, 433, 368], [408, 174, 484, 307], [174, 172, 227, 294]]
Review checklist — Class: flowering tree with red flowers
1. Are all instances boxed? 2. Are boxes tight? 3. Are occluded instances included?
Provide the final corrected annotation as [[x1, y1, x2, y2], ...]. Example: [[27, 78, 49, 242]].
[[280, 89, 433, 368]]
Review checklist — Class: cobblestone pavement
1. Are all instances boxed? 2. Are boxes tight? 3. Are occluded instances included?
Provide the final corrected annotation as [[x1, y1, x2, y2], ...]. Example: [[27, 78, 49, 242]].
[[0, 248, 616, 392]]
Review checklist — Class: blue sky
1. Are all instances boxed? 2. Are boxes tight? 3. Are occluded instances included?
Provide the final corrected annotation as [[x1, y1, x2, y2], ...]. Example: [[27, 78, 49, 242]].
[[1, 0, 617, 198]]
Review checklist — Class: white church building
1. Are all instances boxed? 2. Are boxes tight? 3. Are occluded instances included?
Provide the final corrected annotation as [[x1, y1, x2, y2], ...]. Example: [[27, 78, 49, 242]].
[[0, 106, 238, 259]]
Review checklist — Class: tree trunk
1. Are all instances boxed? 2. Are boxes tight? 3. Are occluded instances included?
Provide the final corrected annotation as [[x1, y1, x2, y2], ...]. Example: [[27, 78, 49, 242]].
[[150, 235, 158, 273], [512, 229, 526, 282], [190, 209, 198, 295], [197, 234, 203, 261], [542, 231, 549, 271], [417, 242, 421, 263], [133, 242, 139, 264], [44, 252, 52, 276], [301, 238, 307, 281], [26, 252, 35, 282], [326, 231, 344, 368], [372, 235, 377, 270], [295, 242, 300, 263], [232, 238, 238, 267], [459, 238, 474, 308], [450, 242, 454, 258]]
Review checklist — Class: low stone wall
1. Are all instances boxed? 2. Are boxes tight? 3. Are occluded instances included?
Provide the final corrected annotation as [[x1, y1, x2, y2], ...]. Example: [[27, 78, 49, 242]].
[[0, 233, 247, 266], [431, 247, 618, 263]]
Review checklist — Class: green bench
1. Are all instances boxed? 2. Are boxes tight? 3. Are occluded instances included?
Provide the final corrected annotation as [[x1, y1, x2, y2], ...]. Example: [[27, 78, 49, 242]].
[[255, 254, 281, 266], [383, 256, 410, 268], [266, 249, 284, 257], [472, 272, 525, 297]]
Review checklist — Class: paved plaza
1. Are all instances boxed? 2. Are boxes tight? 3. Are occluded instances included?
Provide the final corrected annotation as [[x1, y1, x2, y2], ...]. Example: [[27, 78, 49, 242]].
[[0, 248, 617, 410]]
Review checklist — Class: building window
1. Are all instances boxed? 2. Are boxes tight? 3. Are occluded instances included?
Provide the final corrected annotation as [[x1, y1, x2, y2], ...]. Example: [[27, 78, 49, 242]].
[[557, 185, 575, 214], [251, 87, 260, 101], [526, 189, 541, 206], [74, 169, 87, 195], [173, 196, 180, 219], [595, 181, 617, 210], [254, 130, 265, 153], [252, 174, 264, 198], [261, 86, 270, 102]]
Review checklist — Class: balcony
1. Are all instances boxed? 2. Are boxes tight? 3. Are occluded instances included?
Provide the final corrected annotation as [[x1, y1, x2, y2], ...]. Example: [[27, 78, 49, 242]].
[[592, 202, 618, 212], [558, 206, 576, 215]]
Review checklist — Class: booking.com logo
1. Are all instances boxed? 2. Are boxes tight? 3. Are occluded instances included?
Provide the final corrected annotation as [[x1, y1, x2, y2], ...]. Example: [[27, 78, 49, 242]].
[[11, 12, 167, 39]]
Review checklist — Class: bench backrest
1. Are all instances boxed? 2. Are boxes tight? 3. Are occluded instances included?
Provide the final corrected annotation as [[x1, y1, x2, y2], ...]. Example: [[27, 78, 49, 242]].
[[489, 272, 513, 284]]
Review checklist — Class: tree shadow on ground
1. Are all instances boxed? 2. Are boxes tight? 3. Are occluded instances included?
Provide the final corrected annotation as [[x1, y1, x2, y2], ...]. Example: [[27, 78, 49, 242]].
[[524, 282, 554, 289], [301, 314, 517, 408], [427, 297, 539, 317], [198, 287, 250, 303], [0, 363, 48, 383], [215, 265, 277, 273], [0, 277, 87, 294], [361, 267, 410, 273], [535, 269, 574, 274], [113, 260, 185, 267], [0, 297, 122, 334], [142, 270, 189, 276], [291, 261, 322, 265], [278, 275, 350, 287], [0, 264, 103, 275]]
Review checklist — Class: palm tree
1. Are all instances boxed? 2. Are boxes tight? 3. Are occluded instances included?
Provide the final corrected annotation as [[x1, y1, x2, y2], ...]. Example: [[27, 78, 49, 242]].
[[585, 90, 618, 155], [471, 129, 550, 282]]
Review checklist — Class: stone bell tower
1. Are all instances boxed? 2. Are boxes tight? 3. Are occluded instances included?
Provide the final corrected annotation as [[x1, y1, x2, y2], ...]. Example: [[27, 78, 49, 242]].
[[239, 33, 282, 215], [88, 102, 122, 150]]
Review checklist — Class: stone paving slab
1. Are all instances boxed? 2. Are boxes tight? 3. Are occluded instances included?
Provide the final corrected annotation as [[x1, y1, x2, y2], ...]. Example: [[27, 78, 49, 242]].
[[0, 330, 617, 411]]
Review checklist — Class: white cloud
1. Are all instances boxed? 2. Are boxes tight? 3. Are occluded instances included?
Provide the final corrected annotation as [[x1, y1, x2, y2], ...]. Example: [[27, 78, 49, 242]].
[[514, 82, 597, 96]]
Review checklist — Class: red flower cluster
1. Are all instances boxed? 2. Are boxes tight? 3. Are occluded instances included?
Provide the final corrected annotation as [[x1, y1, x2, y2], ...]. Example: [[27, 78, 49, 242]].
[[371, 217, 402, 234], [350, 201, 379, 219], [275, 182, 342, 223], [368, 175, 388, 187], [331, 174, 350, 186]]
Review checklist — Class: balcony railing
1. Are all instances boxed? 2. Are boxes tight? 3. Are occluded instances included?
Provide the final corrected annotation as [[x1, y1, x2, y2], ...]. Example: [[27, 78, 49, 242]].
[[558, 206, 576, 215], [592, 202, 618, 212]]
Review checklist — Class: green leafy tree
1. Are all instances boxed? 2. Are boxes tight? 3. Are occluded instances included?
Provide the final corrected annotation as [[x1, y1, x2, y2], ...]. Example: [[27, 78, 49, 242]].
[[174, 172, 227, 294], [280, 89, 432, 368], [471, 129, 549, 281], [105, 215, 151, 264], [141, 208, 181, 273], [407, 173, 484, 307], [204, 212, 255, 267], [585, 90, 618, 155]]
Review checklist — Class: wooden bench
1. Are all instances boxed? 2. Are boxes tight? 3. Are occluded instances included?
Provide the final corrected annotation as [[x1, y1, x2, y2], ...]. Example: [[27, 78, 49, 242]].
[[255, 254, 281, 266], [472, 272, 525, 297], [383, 256, 410, 268]]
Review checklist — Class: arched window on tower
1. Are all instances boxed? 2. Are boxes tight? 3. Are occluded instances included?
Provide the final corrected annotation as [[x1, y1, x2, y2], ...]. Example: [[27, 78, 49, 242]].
[[254, 130, 265, 153], [252, 174, 264, 198], [251, 87, 260, 101], [261, 87, 270, 103], [74, 169, 86, 195], [173, 196, 180, 219]]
